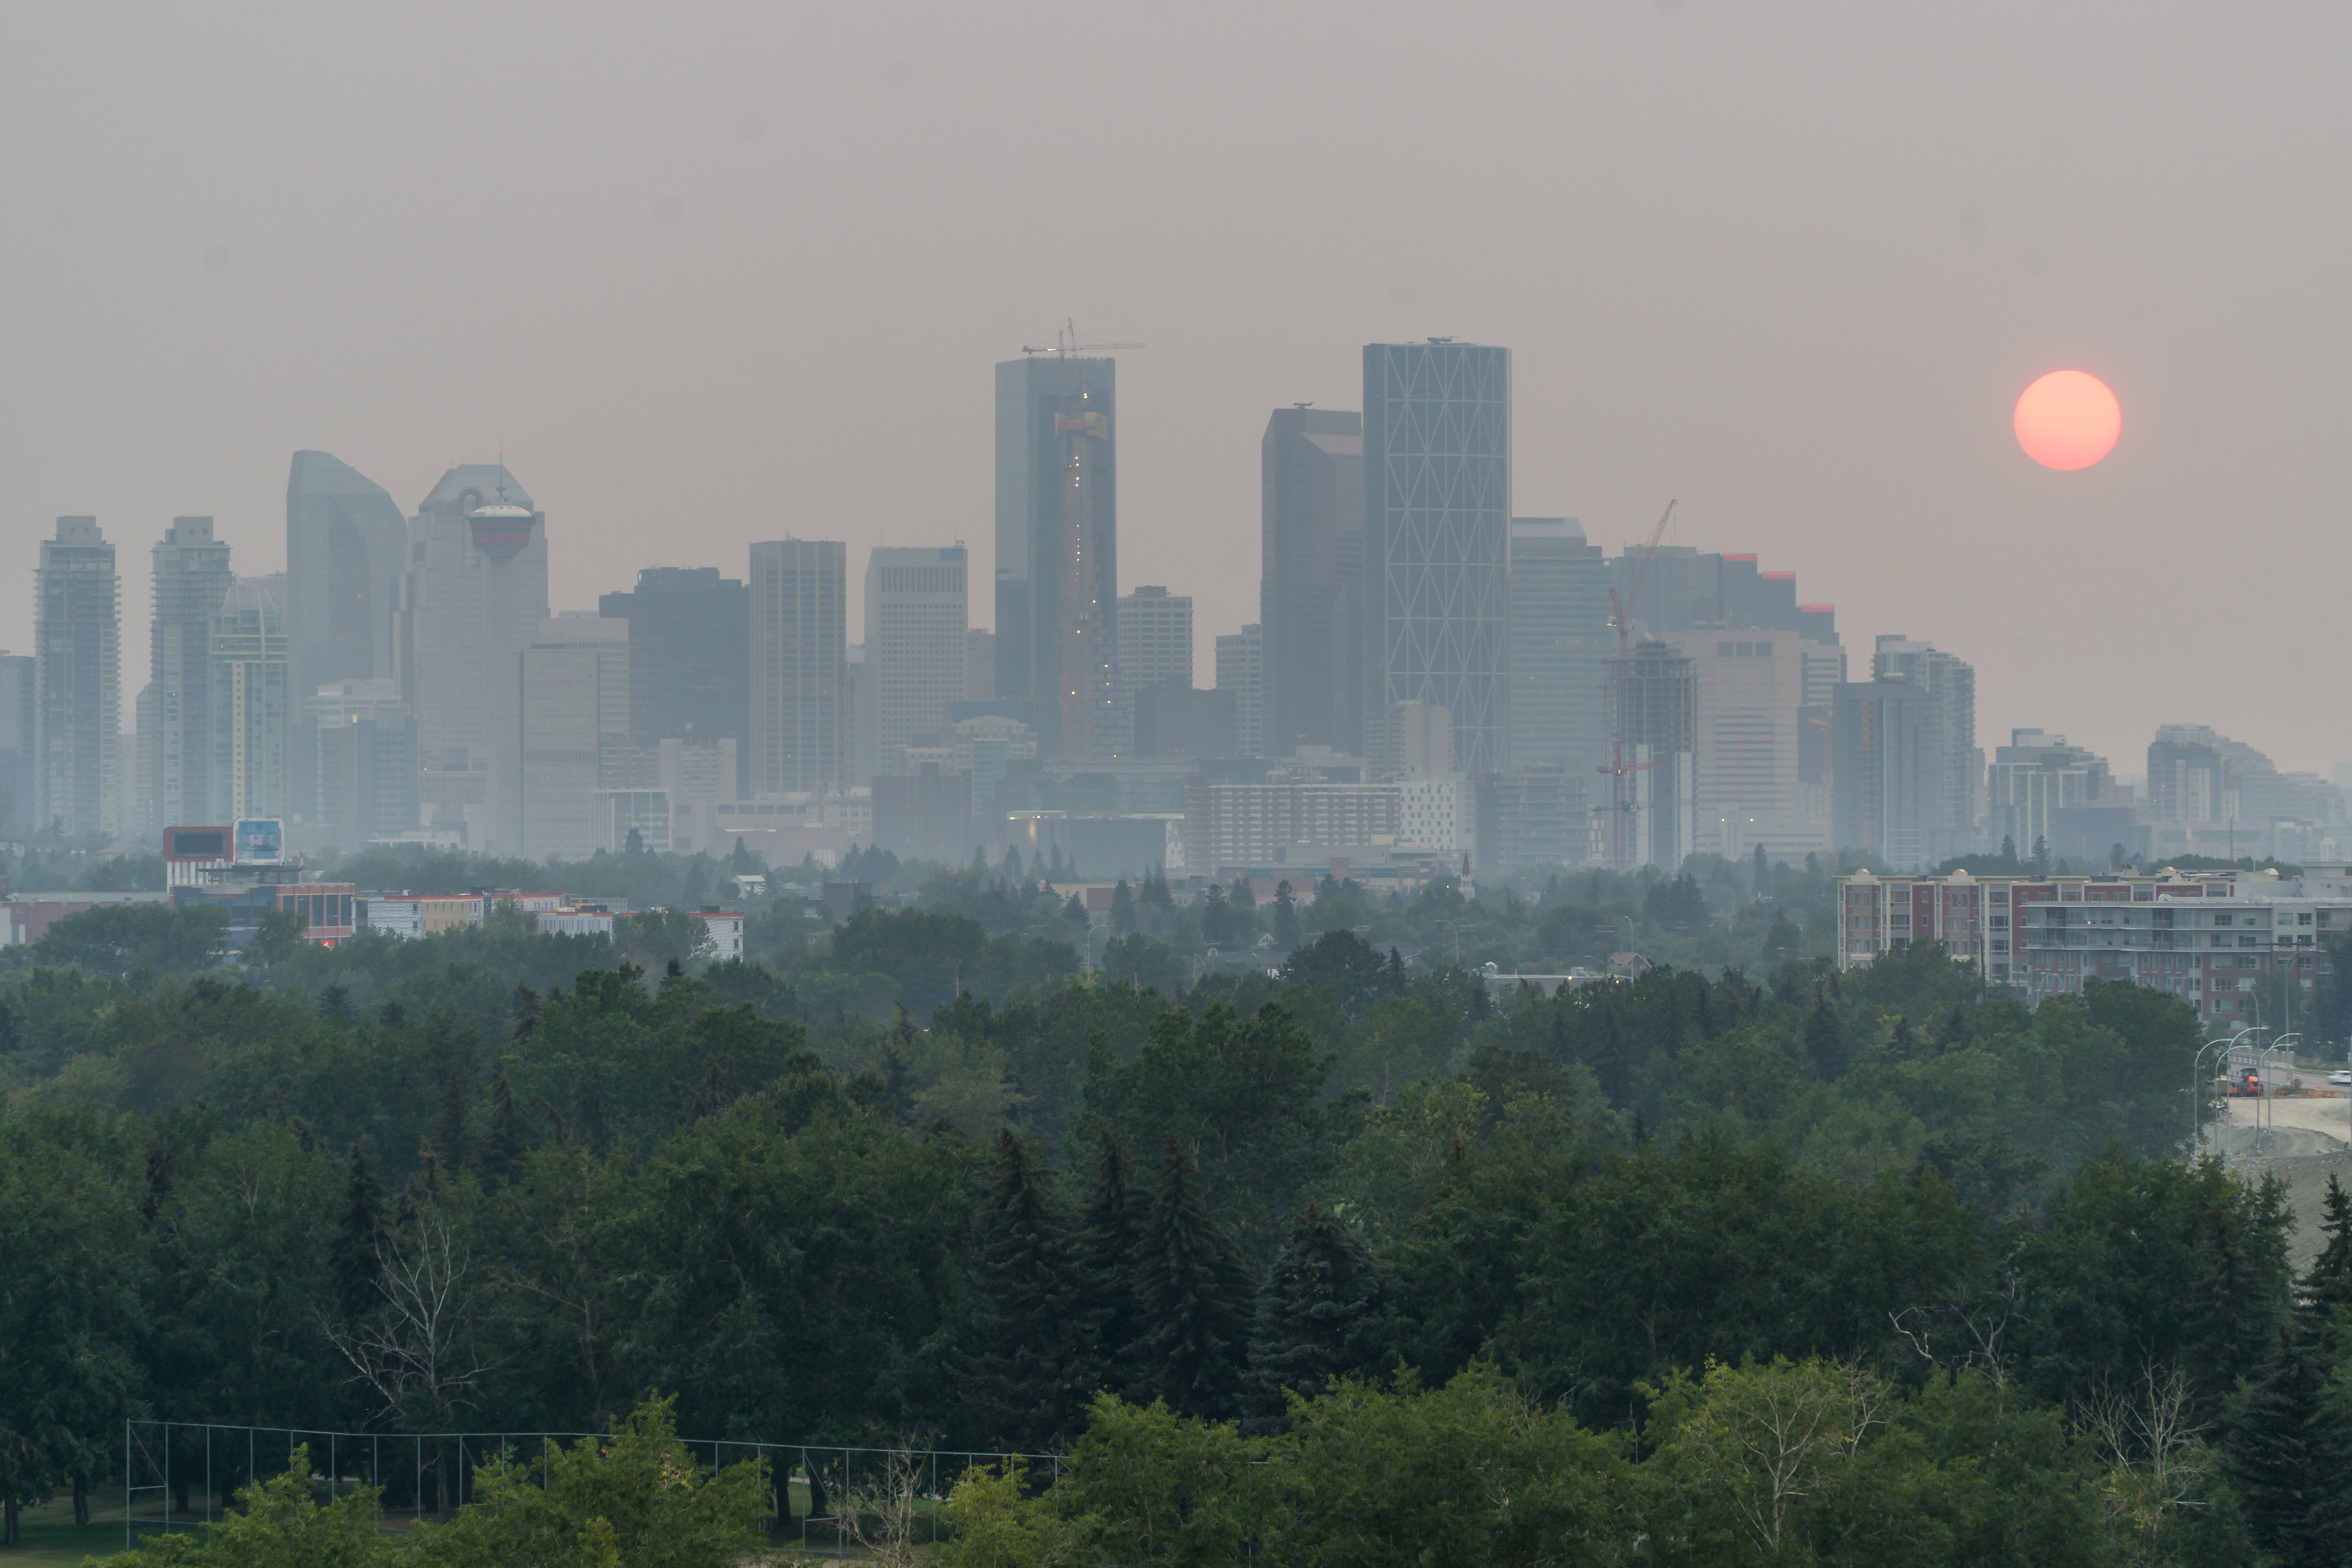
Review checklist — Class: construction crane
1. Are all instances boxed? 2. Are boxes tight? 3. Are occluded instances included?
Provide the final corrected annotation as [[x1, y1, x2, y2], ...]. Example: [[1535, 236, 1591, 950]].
[[1020, 319, 1146, 358], [1597, 500, 1678, 875]]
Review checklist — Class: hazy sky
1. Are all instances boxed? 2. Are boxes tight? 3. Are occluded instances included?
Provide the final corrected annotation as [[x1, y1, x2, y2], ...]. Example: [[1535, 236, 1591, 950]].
[[4, 2, 2346, 777]]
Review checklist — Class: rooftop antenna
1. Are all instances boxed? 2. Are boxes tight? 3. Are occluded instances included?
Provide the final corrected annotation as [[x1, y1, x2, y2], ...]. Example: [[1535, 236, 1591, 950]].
[[496, 444, 509, 503]]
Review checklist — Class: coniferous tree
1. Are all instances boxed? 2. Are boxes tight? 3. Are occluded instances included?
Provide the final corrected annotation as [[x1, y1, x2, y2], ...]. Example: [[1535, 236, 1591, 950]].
[[1804, 988, 1844, 1078], [2227, 1324, 2352, 1567], [1751, 842, 1769, 896], [1244, 1206, 1385, 1425], [1127, 1137, 1253, 1420], [2301, 1174, 2352, 1353], [331, 1145, 387, 1323], [1080, 1131, 1145, 1388], [1111, 880, 1136, 936], [483, 1071, 528, 1184], [964, 1130, 1096, 1451], [431, 1071, 472, 1172]]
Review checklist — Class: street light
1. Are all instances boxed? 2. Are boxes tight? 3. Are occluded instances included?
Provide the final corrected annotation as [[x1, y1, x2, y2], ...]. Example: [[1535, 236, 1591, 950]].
[[2192, 1028, 2254, 1160]]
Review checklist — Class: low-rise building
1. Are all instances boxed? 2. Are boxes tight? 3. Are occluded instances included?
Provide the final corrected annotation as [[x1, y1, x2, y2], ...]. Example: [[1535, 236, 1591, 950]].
[[1837, 864, 2352, 1024]]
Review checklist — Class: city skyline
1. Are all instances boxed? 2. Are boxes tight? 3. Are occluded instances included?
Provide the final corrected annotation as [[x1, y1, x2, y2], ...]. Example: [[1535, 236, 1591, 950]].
[[3, 5, 2344, 780]]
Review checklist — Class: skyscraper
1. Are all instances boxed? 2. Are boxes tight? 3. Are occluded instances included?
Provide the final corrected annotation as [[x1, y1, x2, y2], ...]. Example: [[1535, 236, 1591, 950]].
[[0, 652, 32, 835], [1362, 341, 1511, 773], [597, 567, 751, 773], [1260, 407, 1363, 757], [1216, 624, 1263, 759], [1506, 517, 1610, 776], [286, 451, 408, 702], [34, 517, 121, 838], [142, 516, 234, 836], [396, 466, 547, 852], [864, 546, 969, 769], [1114, 584, 1192, 757], [1689, 630, 1806, 858], [210, 581, 290, 823], [520, 615, 630, 860], [1870, 634, 1978, 859], [310, 680, 418, 847], [1831, 635, 1978, 869], [750, 539, 847, 793], [1609, 642, 1696, 873], [995, 354, 1116, 760]]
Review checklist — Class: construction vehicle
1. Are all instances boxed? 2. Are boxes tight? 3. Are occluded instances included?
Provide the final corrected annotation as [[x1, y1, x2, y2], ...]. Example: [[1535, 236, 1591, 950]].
[[2220, 1067, 2265, 1097]]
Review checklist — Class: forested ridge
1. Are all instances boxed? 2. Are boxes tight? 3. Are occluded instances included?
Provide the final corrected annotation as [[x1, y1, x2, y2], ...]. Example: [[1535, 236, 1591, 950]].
[[5, 884, 2352, 1565]]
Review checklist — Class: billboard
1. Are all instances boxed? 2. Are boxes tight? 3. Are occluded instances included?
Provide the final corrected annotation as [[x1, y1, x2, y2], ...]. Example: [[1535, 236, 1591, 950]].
[[234, 819, 285, 865]]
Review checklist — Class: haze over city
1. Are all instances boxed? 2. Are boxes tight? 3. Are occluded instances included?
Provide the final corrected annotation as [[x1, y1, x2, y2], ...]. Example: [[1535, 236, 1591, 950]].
[[5, 0, 2347, 773]]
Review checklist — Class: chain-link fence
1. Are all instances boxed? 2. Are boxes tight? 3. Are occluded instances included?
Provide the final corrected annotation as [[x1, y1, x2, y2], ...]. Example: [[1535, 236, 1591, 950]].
[[124, 1420, 1056, 1558]]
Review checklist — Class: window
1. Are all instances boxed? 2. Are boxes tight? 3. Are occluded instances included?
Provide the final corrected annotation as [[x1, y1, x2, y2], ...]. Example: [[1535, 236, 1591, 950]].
[[2211, 935, 2229, 947], [2301, 912, 2315, 925], [2241, 935, 2259, 947], [2239, 956, 2258, 969], [1718, 641, 1735, 657], [2215, 913, 2233, 926]]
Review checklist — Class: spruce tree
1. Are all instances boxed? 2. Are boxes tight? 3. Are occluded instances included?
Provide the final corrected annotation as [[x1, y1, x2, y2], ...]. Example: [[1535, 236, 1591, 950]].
[[430, 1071, 472, 1172], [483, 1071, 528, 1185], [2227, 1324, 2352, 1567], [964, 1130, 1096, 1451], [331, 1145, 387, 1322], [2300, 1174, 2352, 1354], [1804, 989, 1844, 1078], [1244, 1206, 1385, 1425], [1127, 1137, 1253, 1420], [1080, 1131, 1145, 1390]]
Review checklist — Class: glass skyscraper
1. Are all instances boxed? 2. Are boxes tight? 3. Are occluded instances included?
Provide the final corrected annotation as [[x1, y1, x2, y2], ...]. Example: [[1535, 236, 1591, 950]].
[[995, 355, 1116, 762], [1506, 517, 1610, 776], [1259, 407, 1363, 758], [1362, 341, 1511, 775]]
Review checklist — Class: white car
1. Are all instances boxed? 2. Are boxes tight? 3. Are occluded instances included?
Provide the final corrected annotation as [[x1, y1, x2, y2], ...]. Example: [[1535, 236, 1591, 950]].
[[2329, 1070, 2352, 1087]]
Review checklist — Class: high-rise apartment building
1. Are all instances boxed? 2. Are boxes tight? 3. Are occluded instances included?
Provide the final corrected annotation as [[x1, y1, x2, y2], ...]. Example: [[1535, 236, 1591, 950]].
[[865, 547, 969, 771], [1216, 624, 1263, 759], [141, 516, 235, 837], [396, 466, 547, 852], [1507, 517, 1610, 776], [34, 517, 121, 838], [1260, 407, 1364, 757], [311, 680, 418, 847], [520, 616, 630, 860], [0, 652, 32, 834], [750, 539, 847, 793], [597, 566, 751, 772], [965, 629, 996, 702], [1609, 642, 1696, 873], [1363, 341, 1510, 773], [1831, 639, 1978, 871], [286, 452, 407, 702], [1987, 730, 2112, 859], [210, 581, 290, 823], [1114, 584, 1192, 757], [995, 355, 1116, 761], [1869, 634, 1979, 861]]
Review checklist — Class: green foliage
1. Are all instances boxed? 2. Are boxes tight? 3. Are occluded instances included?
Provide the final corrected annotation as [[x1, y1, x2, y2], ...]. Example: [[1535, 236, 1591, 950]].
[[963, 1130, 1097, 1451], [412, 1399, 766, 1568], [22, 904, 229, 979], [1124, 1139, 1253, 1420], [1242, 1206, 1384, 1423], [83, 1445, 394, 1568]]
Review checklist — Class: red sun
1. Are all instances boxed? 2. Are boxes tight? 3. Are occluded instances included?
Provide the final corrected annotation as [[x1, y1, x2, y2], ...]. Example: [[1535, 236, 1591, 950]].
[[2014, 370, 2120, 470]]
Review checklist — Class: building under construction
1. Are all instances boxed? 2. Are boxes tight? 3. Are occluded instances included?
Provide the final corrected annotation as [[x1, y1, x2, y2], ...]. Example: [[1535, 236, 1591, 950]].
[[1610, 640, 1697, 873], [995, 354, 1118, 763]]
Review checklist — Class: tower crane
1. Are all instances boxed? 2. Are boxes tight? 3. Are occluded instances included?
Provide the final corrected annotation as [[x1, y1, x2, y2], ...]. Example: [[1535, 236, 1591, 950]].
[[1597, 500, 1678, 874], [1021, 319, 1146, 358]]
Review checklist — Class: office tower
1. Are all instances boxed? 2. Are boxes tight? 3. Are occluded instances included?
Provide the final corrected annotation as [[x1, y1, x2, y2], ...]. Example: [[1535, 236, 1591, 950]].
[[0, 652, 31, 833], [1362, 341, 1510, 773], [1690, 630, 1806, 858], [995, 354, 1116, 760], [1260, 407, 1364, 756], [210, 581, 290, 823], [520, 616, 630, 860], [1869, 634, 1979, 859], [33, 517, 121, 838], [966, 629, 996, 701], [1114, 584, 1192, 757], [396, 466, 547, 852], [1507, 517, 1610, 775], [865, 546, 969, 768], [1608, 642, 1696, 872], [597, 566, 751, 772], [1216, 624, 1263, 758], [287, 451, 409, 699], [750, 539, 847, 793], [1368, 700, 1454, 780], [1988, 730, 2112, 859], [311, 680, 419, 846], [142, 517, 234, 836]]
